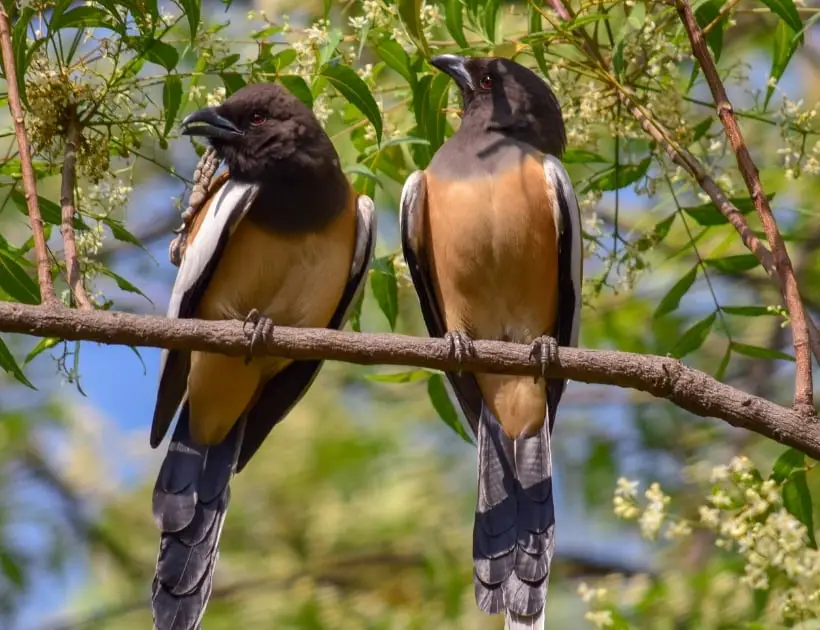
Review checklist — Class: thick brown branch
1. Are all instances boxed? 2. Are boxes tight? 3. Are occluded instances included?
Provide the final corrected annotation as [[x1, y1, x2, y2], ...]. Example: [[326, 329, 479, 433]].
[[0, 7, 57, 305], [676, 0, 814, 414], [0, 301, 818, 458], [60, 113, 92, 310]]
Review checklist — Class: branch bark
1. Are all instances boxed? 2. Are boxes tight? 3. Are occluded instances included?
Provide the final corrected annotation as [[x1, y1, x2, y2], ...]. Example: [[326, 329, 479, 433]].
[[1, 301, 818, 458], [675, 0, 814, 414], [60, 113, 92, 310], [0, 7, 57, 305]]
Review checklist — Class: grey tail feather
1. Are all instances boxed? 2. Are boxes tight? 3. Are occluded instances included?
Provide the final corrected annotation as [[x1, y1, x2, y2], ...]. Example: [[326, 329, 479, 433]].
[[151, 404, 246, 630], [505, 609, 546, 630], [473, 404, 555, 623]]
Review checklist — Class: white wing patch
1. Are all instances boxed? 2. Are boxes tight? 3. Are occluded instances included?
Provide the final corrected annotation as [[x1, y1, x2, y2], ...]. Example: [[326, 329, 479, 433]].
[[543, 155, 582, 348], [338, 194, 378, 325], [399, 170, 427, 255], [166, 180, 259, 319]]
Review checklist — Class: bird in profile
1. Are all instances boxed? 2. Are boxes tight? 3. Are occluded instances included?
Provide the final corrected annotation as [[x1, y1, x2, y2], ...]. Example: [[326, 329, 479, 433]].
[[149, 83, 377, 629], [399, 55, 582, 629]]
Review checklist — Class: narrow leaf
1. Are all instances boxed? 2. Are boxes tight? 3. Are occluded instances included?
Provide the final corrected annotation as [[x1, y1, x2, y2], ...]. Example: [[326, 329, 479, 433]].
[[695, 0, 727, 61], [0, 248, 39, 304], [278, 75, 313, 108], [715, 342, 732, 380], [321, 63, 383, 143], [671, 311, 716, 358], [366, 369, 431, 383], [766, 22, 800, 108], [583, 157, 651, 192], [682, 194, 774, 226], [722, 305, 778, 316], [783, 473, 817, 548], [376, 41, 414, 84], [25, 336, 60, 364], [162, 74, 182, 137], [140, 38, 179, 71], [563, 149, 610, 164], [705, 254, 760, 274], [759, 0, 804, 38], [428, 374, 473, 444], [102, 270, 152, 303], [369, 256, 399, 330], [398, 0, 429, 54], [654, 266, 697, 319], [447, 0, 470, 49], [771, 447, 805, 484], [179, 0, 201, 43], [732, 342, 795, 362], [0, 336, 35, 389], [427, 72, 452, 153]]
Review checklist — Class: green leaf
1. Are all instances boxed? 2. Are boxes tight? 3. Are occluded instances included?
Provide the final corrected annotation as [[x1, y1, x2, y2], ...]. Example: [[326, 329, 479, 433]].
[[102, 270, 152, 303], [398, 0, 429, 54], [369, 256, 398, 330], [0, 336, 35, 389], [162, 74, 182, 138], [426, 72, 452, 153], [705, 254, 760, 274], [446, 0, 470, 49], [483, 0, 500, 42], [562, 149, 610, 164], [0, 247, 39, 304], [428, 374, 473, 444], [766, 22, 800, 108], [715, 342, 732, 380], [179, 0, 200, 43], [670, 311, 716, 358], [53, 6, 111, 30], [771, 447, 805, 484], [584, 437, 617, 506], [102, 217, 146, 250], [366, 369, 431, 383], [783, 471, 817, 548], [321, 63, 382, 143], [583, 157, 650, 192], [682, 194, 775, 226], [759, 0, 804, 37], [278, 75, 313, 108], [139, 38, 179, 71], [654, 266, 697, 319], [691, 117, 712, 143], [11, 190, 86, 230], [221, 73, 246, 96], [695, 0, 727, 61], [376, 41, 415, 84], [722, 305, 778, 316], [24, 336, 60, 364], [732, 342, 795, 362]]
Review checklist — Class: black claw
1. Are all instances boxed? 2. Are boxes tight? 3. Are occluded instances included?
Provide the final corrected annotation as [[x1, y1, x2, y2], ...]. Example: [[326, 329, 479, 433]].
[[444, 330, 475, 376], [529, 335, 558, 383], [242, 309, 274, 364]]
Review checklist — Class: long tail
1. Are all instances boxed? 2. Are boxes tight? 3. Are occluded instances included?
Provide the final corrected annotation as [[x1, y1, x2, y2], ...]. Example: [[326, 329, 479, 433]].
[[151, 404, 246, 630], [473, 405, 554, 630]]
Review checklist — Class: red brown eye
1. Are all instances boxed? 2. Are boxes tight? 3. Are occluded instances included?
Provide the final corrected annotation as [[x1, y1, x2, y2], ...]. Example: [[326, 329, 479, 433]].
[[479, 74, 493, 90], [250, 112, 266, 126]]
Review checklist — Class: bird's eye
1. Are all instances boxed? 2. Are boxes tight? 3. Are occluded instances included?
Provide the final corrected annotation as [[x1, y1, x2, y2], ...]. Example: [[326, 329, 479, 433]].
[[479, 74, 493, 90], [250, 112, 266, 126]]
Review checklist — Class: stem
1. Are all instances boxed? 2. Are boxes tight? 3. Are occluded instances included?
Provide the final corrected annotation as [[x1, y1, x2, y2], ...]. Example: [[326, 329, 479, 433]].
[[60, 112, 92, 310], [0, 6, 57, 305]]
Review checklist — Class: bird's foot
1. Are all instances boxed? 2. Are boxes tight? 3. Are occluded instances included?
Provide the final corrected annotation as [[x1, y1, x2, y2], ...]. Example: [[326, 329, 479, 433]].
[[528, 335, 558, 383], [444, 330, 475, 376], [242, 309, 274, 365]]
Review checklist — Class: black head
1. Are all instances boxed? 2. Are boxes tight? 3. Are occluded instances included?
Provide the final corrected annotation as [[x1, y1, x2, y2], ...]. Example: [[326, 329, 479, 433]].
[[430, 55, 566, 157], [180, 83, 341, 182]]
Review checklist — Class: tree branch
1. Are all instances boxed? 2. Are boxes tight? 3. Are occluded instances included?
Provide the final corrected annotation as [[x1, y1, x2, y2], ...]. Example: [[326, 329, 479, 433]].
[[675, 0, 814, 414], [60, 112, 92, 310], [0, 7, 57, 305], [0, 301, 818, 457]]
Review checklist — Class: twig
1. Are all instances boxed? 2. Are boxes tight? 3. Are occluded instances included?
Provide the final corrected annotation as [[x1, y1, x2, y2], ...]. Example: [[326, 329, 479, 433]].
[[0, 301, 818, 457], [702, 0, 741, 35], [675, 0, 814, 414], [60, 112, 92, 309], [542, 0, 820, 374], [0, 6, 57, 305]]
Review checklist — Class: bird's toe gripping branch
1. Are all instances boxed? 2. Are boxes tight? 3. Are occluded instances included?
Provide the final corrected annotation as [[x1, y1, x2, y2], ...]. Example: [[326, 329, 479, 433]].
[[242, 309, 274, 364], [529, 335, 559, 383], [444, 330, 476, 376]]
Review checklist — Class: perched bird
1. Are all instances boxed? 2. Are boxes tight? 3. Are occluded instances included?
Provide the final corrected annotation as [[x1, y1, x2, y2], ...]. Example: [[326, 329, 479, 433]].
[[399, 56, 582, 629], [150, 83, 377, 629]]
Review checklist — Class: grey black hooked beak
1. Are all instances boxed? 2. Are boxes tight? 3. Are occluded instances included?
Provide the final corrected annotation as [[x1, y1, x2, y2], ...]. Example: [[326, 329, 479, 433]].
[[180, 107, 242, 141], [430, 54, 473, 91]]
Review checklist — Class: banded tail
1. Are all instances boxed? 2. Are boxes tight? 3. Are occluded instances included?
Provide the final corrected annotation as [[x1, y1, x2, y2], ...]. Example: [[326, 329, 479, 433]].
[[151, 405, 245, 630], [473, 405, 555, 630]]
